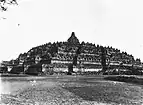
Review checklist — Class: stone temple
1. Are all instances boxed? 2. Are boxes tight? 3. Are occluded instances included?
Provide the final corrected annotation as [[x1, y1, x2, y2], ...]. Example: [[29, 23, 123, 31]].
[[1, 32, 142, 74]]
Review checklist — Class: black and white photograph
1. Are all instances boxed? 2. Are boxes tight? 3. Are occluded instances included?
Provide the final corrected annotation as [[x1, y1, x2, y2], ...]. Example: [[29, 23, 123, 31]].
[[0, 0, 143, 104]]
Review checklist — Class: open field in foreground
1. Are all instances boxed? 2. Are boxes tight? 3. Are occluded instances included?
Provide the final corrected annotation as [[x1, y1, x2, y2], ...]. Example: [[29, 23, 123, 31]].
[[0, 75, 143, 105]]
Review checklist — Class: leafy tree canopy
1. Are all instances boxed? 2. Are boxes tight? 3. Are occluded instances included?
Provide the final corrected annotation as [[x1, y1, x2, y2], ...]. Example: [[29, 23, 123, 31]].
[[0, 0, 18, 11]]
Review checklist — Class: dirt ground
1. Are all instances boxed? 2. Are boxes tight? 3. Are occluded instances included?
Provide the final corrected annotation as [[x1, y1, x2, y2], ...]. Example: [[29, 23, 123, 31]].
[[0, 75, 143, 105]]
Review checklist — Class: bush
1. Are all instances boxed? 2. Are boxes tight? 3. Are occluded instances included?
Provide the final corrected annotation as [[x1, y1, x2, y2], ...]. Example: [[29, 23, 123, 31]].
[[104, 75, 143, 85]]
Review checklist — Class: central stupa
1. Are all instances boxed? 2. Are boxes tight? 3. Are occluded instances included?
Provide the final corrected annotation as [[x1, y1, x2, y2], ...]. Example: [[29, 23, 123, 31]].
[[67, 32, 80, 45]]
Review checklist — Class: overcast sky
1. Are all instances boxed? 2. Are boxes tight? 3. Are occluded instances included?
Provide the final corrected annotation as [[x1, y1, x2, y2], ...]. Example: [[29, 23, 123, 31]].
[[0, 0, 143, 62]]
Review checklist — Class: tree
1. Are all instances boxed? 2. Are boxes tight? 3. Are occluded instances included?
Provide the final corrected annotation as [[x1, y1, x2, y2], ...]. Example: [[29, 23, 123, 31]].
[[0, 0, 18, 11], [73, 55, 78, 66], [73, 45, 82, 66], [100, 46, 107, 72], [68, 44, 82, 74]]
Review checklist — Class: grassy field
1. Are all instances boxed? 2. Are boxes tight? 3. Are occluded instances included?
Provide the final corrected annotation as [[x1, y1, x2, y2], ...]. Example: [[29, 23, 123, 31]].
[[0, 75, 143, 105]]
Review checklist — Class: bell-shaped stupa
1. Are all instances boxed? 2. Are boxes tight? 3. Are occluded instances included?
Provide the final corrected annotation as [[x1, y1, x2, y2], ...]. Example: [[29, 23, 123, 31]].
[[67, 32, 80, 45]]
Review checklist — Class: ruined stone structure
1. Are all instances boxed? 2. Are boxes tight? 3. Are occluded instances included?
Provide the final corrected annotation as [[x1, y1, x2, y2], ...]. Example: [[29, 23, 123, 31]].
[[5, 32, 142, 74]]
